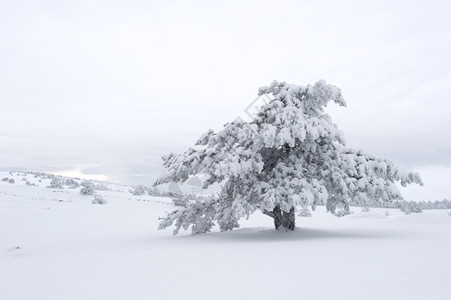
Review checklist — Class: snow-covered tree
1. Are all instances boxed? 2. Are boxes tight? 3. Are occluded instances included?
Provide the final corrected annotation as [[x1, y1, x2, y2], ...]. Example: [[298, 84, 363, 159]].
[[80, 180, 95, 195], [399, 201, 423, 214], [65, 178, 80, 188], [130, 185, 148, 196], [155, 80, 423, 235], [92, 194, 107, 205], [48, 177, 64, 189], [298, 206, 312, 217]]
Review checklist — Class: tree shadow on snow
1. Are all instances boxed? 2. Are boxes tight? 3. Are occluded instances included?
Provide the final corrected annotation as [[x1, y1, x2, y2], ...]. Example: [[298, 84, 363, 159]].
[[184, 226, 408, 243]]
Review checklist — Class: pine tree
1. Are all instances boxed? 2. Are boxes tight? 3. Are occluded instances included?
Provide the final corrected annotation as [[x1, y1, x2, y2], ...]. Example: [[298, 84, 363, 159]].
[[155, 80, 423, 235]]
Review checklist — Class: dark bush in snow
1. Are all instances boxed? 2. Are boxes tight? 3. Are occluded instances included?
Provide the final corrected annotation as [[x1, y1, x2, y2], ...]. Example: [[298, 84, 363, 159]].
[[1, 178, 8, 182], [8, 179, 15, 184]]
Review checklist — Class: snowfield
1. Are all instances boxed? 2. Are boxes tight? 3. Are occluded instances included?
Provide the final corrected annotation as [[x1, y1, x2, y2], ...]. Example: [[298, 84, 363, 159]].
[[1, 172, 450, 300]]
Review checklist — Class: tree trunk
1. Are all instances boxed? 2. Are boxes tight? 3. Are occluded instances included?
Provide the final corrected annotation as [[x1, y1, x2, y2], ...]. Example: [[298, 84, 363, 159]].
[[267, 204, 295, 231]]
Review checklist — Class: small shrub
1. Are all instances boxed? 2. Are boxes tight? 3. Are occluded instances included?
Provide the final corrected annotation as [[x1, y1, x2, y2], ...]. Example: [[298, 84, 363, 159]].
[[130, 185, 148, 196], [92, 194, 107, 205], [335, 209, 352, 217], [298, 207, 312, 217], [8, 179, 15, 184], [400, 202, 423, 215], [65, 178, 80, 188], [80, 180, 95, 195], [80, 185, 94, 195], [48, 177, 64, 189]]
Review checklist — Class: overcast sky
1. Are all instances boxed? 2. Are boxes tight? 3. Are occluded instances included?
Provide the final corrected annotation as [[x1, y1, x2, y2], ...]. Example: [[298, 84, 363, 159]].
[[1, 0, 450, 201]]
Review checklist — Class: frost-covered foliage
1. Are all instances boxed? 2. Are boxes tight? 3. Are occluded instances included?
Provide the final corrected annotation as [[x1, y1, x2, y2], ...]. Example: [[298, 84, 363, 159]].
[[171, 193, 216, 207], [129, 184, 182, 198], [80, 181, 95, 195], [399, 201, 423, 214], [298, 206, 312, 217], [65, 178, 80, 188], [92, 194, 107, 205], [128, 183, 209, 207], [155, 80, 423, 235], [171, 195, 192, 207], [92, 183, 110, 191], [158, 196, 219, 235], [48, 177, 64, 189], [80, 181, 110, 195], [130, 185, 148, 196], [350, 198, 451, 211], [334, 209, 353, 217]]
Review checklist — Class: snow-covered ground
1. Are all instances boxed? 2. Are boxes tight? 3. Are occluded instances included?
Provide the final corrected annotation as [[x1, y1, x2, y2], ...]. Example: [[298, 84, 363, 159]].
[[1, 172, 450, 300]]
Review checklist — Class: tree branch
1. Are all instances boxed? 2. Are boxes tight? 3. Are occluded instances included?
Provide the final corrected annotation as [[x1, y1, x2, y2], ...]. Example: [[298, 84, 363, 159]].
[[262, 209, 275, 219]]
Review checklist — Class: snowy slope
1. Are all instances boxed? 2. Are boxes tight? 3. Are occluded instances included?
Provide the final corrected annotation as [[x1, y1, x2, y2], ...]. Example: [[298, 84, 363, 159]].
[[1, 171, 450, 300]]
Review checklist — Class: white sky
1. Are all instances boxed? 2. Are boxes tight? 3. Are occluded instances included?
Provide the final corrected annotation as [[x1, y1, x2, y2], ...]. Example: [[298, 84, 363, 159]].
[[1, 0, 450, 201]]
